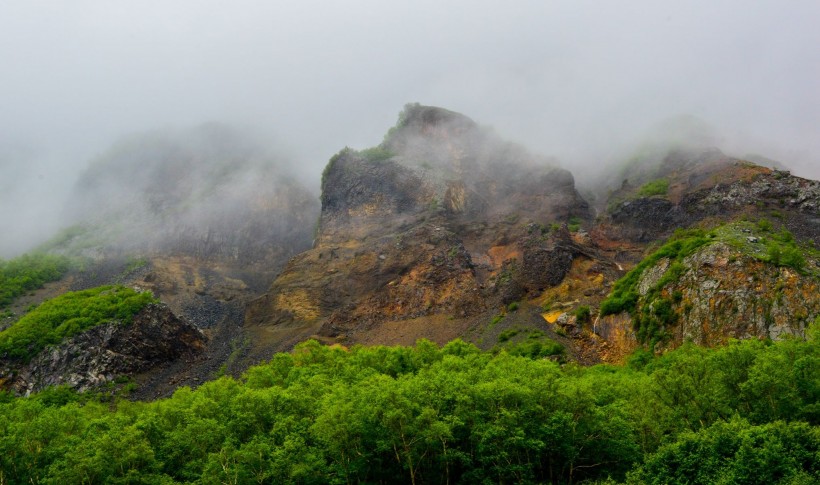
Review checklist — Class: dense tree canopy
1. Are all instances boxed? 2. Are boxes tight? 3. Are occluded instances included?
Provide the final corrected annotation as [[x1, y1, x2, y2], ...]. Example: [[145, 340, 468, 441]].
[[0, 336, 817, 484]]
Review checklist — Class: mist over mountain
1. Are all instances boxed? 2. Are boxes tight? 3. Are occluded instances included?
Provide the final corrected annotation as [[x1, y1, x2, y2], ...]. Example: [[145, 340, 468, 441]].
[[2, 2, 820, 259], [58, 123, 319, 268]]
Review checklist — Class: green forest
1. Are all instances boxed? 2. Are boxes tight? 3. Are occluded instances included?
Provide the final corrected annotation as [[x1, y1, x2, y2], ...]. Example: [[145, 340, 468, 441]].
[[1, 334, 817, 484]]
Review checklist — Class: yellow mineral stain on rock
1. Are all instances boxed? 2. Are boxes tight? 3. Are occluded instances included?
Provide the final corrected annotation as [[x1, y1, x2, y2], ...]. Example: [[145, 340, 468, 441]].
[[275, 290, 320, 322], [542, 310, 563, 323]]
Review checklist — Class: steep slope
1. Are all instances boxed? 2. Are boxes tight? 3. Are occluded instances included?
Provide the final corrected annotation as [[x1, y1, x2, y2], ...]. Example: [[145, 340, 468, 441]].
[[7, 107, 818, 394], [246, 104, 594, 355]]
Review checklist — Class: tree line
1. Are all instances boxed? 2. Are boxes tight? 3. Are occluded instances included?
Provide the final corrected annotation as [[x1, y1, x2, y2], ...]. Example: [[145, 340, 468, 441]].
[[0, 334, 817, 484]]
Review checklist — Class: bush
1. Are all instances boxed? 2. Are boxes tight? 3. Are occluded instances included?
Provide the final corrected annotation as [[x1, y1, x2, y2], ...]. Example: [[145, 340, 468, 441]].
[[568, 216, 583, 232], [758, 218, 774, 232], [630, 419, 820, 484], [574, 305, 591, 323], [0, 337, 817, 484], [359, 146, 395, 162]]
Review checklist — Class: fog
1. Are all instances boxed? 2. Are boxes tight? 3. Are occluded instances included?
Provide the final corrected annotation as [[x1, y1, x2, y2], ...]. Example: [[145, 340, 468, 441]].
[[2, 1, 819, 257]]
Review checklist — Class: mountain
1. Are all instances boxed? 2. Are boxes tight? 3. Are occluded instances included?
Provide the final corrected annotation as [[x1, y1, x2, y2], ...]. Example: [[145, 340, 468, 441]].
[[1, 105, 818, 397], [248, 104, 819, 364], [245, 104, 594, 357]]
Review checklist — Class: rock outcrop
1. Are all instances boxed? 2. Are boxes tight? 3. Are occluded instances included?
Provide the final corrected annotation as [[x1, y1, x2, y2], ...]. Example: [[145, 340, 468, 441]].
[[13, 106, 818, 391], [669, 243, 817, 344], [6, 304, 206, 394]]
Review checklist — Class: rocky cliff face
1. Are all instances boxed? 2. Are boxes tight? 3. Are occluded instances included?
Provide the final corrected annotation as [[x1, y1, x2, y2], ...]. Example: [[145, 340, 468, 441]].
[[6, 304, 205, 395], [667, 242, 817, 344], [246, 107, 819, 363], [28, 124, 321, 395], [246, 104, 592, 354], [13, 106, 819, 394]]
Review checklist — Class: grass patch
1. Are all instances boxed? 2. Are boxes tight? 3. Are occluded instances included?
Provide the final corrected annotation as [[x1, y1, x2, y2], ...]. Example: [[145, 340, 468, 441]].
[[359, 146, 395, 162], [600, 228, 711, 318], [600, 228, 712, 346], [0, 285, 158, 362], [0, 253, 71, 308], [493, 329, 564, 360], [637, 178, 669, 197], [568, 216, 582, 232], [573, 305, 591, 323]]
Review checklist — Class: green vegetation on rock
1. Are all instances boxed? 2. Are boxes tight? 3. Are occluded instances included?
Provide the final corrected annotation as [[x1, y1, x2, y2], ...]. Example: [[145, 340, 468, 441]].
[[0, 337, 816, 484], [600, 228, 711, 318], [0, 285, 158, 362], [0, 253, 71, 308], [358, 145, 395, 162], [601, 222, 818, 346], [636, 178, 669, 197]]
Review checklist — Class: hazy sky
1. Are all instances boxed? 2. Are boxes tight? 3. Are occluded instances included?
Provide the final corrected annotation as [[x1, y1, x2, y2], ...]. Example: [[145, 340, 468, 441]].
[[2, 1, 819, 254]]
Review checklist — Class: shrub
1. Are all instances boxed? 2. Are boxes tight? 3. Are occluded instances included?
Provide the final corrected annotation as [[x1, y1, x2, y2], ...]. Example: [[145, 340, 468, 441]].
[[359, 146, 395, 162], [497, 328, 519, 343], [568, 216, 583, 232], [574, 305, 591, 323], [757, 218, 773, 232]]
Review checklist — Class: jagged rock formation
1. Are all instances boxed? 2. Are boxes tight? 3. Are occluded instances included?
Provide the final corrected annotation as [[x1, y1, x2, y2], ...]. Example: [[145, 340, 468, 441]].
[[669, 243, 817, 343], [246, 104, 592, 353], [26, 124, 322, 394], [5, 304, 206, 395]]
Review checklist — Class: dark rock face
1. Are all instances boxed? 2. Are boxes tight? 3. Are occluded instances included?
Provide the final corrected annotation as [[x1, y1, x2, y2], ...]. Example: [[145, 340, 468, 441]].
[[321, 151, 432, 221], [603, 157, 820, 246], [609, 198, 686, 242], [8, 304, 206, 394]]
